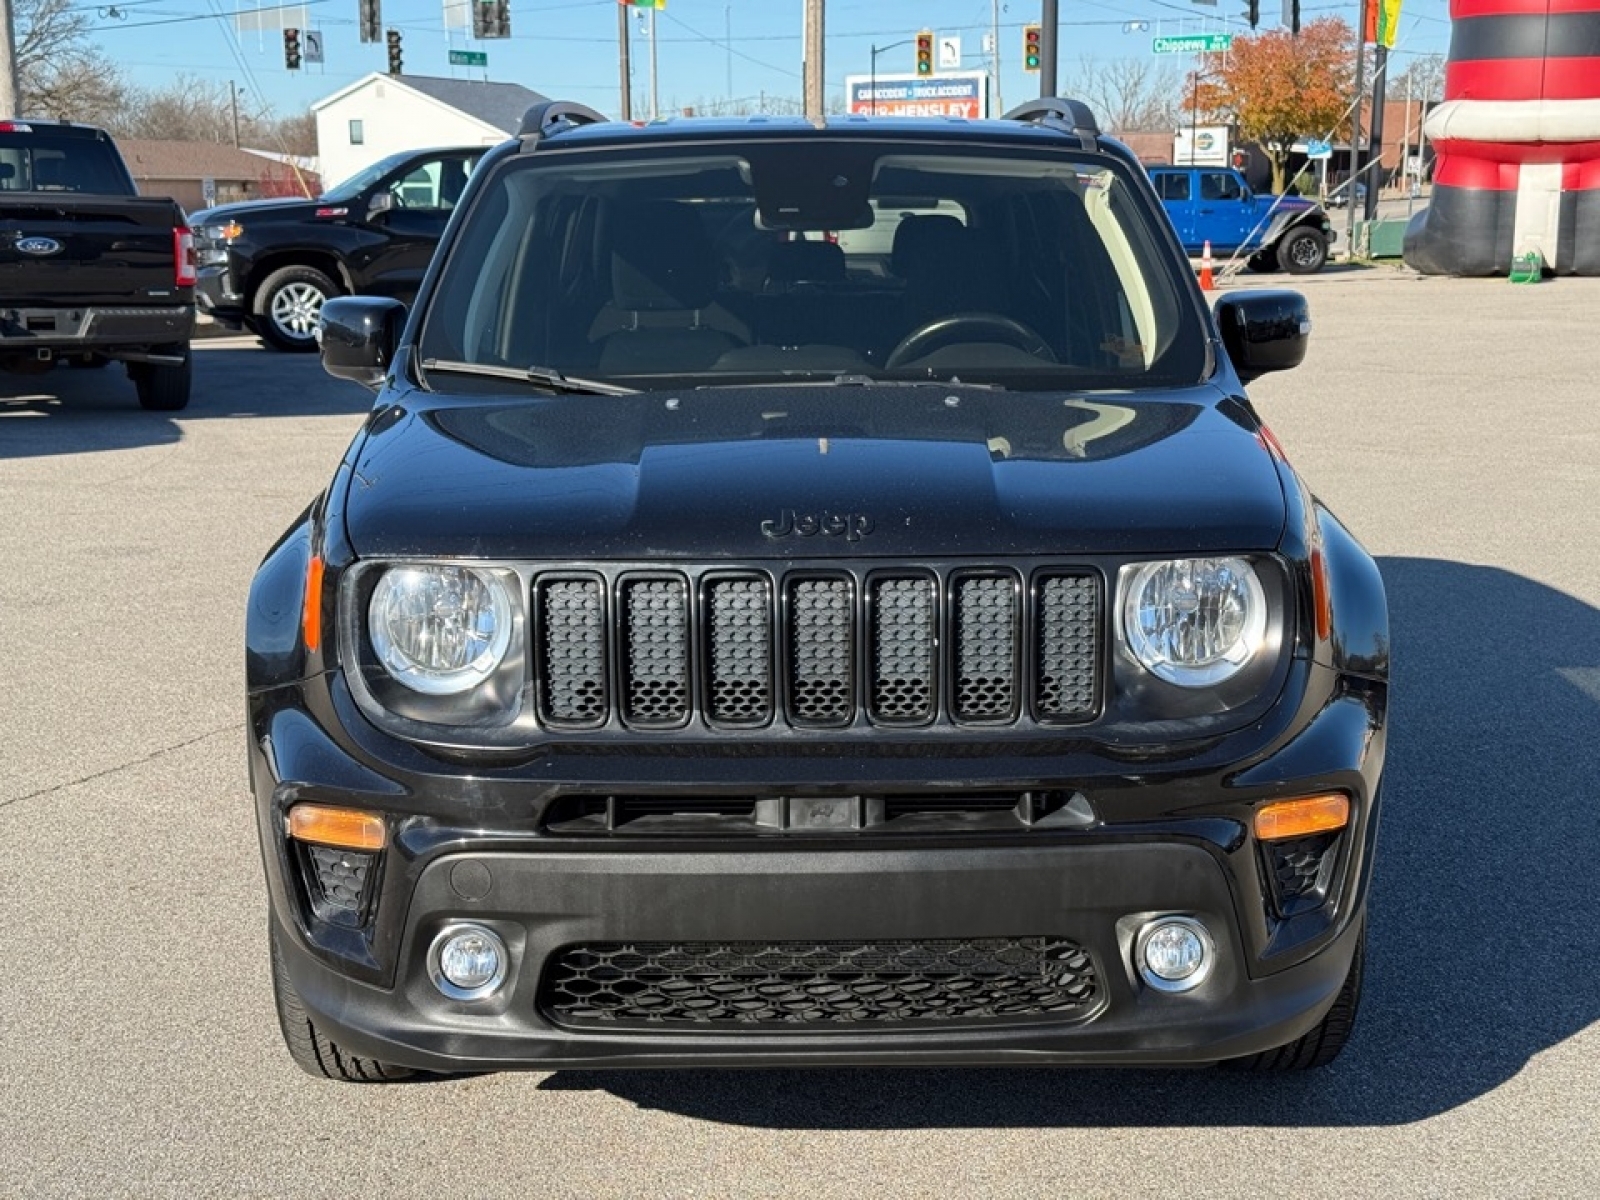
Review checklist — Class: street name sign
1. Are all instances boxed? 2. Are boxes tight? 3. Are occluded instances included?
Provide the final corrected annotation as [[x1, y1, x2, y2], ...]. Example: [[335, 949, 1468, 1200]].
[[449, 49, 489, 66], [1152, 33, 1233, 54]]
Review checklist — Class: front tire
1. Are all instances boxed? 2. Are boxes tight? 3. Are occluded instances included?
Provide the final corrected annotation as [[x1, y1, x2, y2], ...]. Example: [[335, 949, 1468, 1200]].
[[1277, 227, 1329, 275], [270, 923, 415, 1083], [1224, 921, 1365, 1071], [254, 265, 340, 352], [130, 345, 192, 411]]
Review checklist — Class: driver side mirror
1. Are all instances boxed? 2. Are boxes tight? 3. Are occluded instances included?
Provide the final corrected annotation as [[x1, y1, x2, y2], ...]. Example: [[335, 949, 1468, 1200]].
[[365, 191, 394, 222], [1214, 290, 1310, 383], [319, 296, 406, 389]]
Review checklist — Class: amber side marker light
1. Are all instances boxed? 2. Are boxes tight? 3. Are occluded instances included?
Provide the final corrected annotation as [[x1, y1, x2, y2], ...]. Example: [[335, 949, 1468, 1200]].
[[1254, 794, 1350, 842], [287, 804, 386, 851]]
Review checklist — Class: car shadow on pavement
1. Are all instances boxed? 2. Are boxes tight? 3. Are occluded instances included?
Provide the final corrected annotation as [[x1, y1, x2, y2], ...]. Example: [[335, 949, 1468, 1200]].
[[0, 341, 373, 461], [539, 557, 1600, 1126]]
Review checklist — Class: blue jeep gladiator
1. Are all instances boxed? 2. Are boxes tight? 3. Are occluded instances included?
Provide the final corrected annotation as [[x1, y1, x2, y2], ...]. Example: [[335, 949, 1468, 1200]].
[[1150, 165, 1334, 274]]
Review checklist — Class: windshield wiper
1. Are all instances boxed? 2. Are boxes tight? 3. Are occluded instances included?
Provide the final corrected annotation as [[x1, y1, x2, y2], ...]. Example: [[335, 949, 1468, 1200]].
[[419, 358, 637, 396]]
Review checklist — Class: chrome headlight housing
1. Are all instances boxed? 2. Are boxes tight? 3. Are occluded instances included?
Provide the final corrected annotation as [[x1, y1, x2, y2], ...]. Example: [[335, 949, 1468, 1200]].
[[1120, 557, 1269, 687]]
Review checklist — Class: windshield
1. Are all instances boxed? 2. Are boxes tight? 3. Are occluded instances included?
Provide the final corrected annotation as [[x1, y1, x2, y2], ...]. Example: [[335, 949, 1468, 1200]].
[[0, 131, 131, 194], [319, 150, 416, 202], [418, 138, 1204, 391]]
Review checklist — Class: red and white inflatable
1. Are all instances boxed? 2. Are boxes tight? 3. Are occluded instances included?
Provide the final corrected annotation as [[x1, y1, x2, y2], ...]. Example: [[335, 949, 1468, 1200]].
[[1403, 0, 1600, 274]]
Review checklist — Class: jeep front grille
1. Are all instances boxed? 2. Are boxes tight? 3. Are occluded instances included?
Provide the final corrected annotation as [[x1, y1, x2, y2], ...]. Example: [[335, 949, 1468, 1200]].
[[541, 937, 1101, 1027], [532, 565, 1101, 731]]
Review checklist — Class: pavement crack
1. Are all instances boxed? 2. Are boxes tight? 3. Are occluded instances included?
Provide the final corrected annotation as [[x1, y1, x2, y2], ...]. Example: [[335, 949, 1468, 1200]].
[[0, 723, 241, 811]]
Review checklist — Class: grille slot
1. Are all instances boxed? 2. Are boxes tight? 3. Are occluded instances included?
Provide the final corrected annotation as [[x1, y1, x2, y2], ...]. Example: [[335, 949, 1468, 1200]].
[[787, 577, 854, 725], [1264, 832, 1341, 918], [955, 574, 1020, 721], [538, 578, 607, 726], [1036, 574, 1100, 719], [870, 576, 937, 722], [541, 937, 1100, 1027], [303, 845, 374, 927], [621, 577, 691, 726], [707, 577, 773, 725]]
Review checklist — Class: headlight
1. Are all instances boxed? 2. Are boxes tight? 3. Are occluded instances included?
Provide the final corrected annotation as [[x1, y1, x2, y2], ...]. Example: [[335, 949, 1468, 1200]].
[[368, 565, 513, 694], [1120, 557, 1268, 687]]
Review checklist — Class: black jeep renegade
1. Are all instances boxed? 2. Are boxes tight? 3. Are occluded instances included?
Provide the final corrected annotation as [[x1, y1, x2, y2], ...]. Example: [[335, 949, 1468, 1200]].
[[247, 99, 1388, 1081]]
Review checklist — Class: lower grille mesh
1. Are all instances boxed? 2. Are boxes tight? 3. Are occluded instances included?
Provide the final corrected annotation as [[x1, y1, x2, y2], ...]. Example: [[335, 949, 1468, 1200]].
[[542, 937, 1099, 1026]]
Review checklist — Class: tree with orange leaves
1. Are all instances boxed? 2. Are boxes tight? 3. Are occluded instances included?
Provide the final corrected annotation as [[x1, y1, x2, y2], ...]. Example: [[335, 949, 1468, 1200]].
[[1191, 18, 1356, 195]]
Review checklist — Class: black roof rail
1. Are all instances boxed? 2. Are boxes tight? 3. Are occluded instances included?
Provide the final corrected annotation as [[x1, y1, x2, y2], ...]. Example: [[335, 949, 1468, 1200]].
[[1001, 98, 1100, 151], [517, 101, 608, 146]]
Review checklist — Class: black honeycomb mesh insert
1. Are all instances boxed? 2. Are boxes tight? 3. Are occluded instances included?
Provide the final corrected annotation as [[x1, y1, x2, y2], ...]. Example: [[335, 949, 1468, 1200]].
[[956, 576, 1018, 720], [542, 937, 1099, 1026], [1266, 832, 1339, 915], [540, 579, 606, 724], [708, 578, 772, 724], [871, 577, 935, 721], [622, 579, 690, 725], [1036, 575, 1099, 718], [788, 578, 853, 724], [305, 846, 372, 923]]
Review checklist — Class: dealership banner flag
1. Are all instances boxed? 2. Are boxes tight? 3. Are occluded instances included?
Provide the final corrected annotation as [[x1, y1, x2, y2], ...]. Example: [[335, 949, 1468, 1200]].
[[1364, 0, 1402, 47]]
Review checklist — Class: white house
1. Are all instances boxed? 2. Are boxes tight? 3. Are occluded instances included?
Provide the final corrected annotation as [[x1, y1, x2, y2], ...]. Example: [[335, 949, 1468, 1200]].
[[312, 73, 550, 189]]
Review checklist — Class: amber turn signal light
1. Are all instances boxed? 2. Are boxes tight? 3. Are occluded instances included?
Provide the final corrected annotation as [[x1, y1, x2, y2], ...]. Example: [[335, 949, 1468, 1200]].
[[302, 554, 325, 652], [1253, 794, 1350, 842], [287, 804, 386, 851]]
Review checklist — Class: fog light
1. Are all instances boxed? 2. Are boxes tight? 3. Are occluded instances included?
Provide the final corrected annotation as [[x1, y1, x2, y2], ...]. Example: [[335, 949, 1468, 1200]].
[[1135, 917, 1213, 993], [428, 924, 508, 1001]]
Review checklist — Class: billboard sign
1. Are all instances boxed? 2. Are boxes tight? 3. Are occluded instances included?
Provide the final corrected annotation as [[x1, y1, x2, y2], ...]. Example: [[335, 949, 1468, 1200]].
[[845, 73, 989, 119]]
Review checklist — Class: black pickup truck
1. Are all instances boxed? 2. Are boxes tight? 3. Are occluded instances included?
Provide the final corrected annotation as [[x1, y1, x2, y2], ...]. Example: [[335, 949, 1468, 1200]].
[[0, 120, 195, 410], [189, 146, 484, 351]]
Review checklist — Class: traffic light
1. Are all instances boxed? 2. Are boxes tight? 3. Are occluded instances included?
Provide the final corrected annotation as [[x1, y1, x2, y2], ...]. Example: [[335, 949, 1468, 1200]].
[[473, 0, 510, 39], [1023, 24, 1042, 73], [283, 27, 301, 70], [358, 0, 381, 43], [1246, 0, 1260, 28], [915, 30, 933, 76], [386, 28, 403, 75]]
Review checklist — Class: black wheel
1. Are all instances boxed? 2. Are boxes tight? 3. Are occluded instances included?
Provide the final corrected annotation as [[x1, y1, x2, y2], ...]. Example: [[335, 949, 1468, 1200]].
[[131, 345, 192, 411], [1277, 227, 1329, 275], [269, 922, 415, 1083], [1247, 250, 1281, 274], [253, 264, 340, 352], [1224, 922, 1365, 1071], [884, 312, 1056, 370]]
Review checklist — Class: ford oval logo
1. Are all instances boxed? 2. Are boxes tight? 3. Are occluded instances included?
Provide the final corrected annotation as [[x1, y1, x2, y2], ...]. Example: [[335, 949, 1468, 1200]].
[[16, 236, 62, 256]]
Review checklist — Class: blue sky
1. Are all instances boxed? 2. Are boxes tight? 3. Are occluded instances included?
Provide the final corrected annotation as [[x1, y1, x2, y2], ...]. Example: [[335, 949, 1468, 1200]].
[[88, 0, 1455, 124]]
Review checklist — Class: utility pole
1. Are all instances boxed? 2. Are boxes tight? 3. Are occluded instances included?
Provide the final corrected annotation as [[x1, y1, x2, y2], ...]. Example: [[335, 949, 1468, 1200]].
[[990, 0, 1002, 117], [648, 7, 659, 120], [617, 3, 632, 120], [1344, 0, 1369, 258], [230, 81, 241, 149], [0, 0, 19, 119], [1366, 43, 1388, 222], [803, 0, 824, 119], [1039, 0, 1059, 99]]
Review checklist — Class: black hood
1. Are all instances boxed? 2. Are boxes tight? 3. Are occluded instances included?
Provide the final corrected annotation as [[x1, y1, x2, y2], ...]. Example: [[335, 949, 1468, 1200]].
[[340, 384, 1287, 560], [189, 197, 324, 226]]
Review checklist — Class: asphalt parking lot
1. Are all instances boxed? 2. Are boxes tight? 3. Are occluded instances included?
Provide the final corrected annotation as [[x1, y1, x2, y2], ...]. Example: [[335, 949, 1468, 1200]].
[[3, 267, 1598, 1197]]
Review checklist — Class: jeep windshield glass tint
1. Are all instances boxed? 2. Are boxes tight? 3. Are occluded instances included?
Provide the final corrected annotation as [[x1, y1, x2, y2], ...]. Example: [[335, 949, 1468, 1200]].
[[417, 140, 1205, 391]]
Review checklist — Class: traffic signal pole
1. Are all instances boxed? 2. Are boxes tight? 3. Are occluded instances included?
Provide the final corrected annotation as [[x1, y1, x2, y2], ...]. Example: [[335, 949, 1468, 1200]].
[[1039, 0, 1059, 98]]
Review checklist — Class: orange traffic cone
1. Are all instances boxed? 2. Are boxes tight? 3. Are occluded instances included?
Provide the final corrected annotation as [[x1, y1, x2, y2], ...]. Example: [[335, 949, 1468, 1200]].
[[1199, 240, 1215, 291]]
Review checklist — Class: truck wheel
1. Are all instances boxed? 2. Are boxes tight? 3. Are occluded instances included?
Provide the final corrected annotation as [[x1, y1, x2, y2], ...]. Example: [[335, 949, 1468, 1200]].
[[1277, 228, 1329, 275], [132, 345, 192, 412], [270, 923, 415, 1083], [255, 265, 340, 352], [1223, 921, 1365, 1071]]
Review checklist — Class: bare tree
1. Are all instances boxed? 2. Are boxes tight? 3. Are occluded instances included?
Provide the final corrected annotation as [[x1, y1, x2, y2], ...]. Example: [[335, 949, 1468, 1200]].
[[1068, 56, 1182, 134], [1391, 53, 1446, 104], [115, 75, 240, 143], [15, 0, 128, 123], [262, 112, 317, 158]]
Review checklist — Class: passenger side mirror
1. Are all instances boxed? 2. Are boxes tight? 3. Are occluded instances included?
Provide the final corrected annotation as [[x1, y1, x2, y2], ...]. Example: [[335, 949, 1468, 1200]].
[[1214, 290, 1310, 383], [319, 296, 407, 389], [365, 191, 394, 221]]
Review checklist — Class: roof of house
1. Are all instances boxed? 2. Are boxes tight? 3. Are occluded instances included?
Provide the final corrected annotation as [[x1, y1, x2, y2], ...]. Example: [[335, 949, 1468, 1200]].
[[311, 74, 551, 135], [117, 139, 312, 183]]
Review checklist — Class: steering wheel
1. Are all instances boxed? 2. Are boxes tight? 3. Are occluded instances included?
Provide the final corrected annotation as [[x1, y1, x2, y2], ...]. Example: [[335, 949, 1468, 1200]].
[[884, 312, 1057, 371]]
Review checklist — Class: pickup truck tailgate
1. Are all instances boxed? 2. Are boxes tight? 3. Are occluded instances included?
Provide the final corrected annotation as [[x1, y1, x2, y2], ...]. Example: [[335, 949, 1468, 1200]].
[[0, 197, 184, 306]]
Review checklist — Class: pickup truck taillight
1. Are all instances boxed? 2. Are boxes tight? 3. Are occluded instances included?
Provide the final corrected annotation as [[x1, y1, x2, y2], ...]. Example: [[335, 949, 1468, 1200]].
[[174, 227, 197, 287]]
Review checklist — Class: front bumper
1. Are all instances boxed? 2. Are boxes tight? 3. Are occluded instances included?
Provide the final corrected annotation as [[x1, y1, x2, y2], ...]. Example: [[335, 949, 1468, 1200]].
[[252, 667, 1386, 1072], [195, 264, 247, 326]]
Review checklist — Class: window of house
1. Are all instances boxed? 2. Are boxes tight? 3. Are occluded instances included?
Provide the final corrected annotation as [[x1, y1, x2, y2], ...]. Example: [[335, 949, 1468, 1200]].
[[349, 120, 365, 146]]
